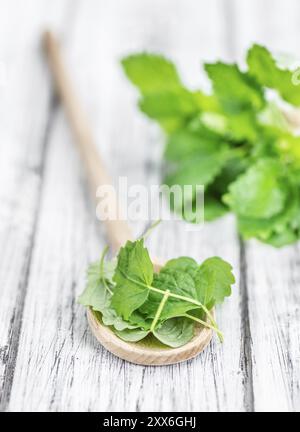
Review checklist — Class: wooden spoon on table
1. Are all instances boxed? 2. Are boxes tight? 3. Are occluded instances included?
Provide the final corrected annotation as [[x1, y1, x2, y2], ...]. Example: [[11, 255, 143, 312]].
[[42, 31, 213, 365]]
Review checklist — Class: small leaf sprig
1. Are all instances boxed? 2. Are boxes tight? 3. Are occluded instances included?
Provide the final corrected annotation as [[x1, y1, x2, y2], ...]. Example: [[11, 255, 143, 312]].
[[79, 228, 235, 347]]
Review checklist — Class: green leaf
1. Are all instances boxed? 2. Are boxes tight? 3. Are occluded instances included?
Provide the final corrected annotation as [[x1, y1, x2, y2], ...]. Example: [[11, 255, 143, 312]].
[[138, 256, 235, 322], [263, 228, 299, 247], [237, 181, 300, 242], [111, 239, 153, 320], [163, 128, 230, 197], [276, 131, 300, 168], [78, 258, 115, 311], [226, 111, 259, 142], [139, 89, 199, 120], [114, 327, 150, 343], [144, 269, 199, 321], [194, 257, 235, 309], [164, 127, 227, 162], [138, 89, 200, 133], [209, 153, 250, 196], [201, 108, 260, 142], [193, 91, 220, 112], [223, 159, 287, 219], [162, 256, 198, 277], [247, 44, 300, 106], [204, 196, 229, 221], [114, 317, 195, 348], [122, 54, 220, 133], [78, 254, 143, 333], [204, 62, 265, 113], [121, 53, 182, 94], [79, 254, 145, 333], [153, 317, 195, 348], [101, 308, 139, 332], [165, 152, 229, 191]]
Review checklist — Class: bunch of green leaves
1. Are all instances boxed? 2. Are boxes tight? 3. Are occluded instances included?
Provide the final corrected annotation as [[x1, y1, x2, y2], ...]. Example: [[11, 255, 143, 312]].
[[78, 239, 235, 348], [121, 45, 300, 246]]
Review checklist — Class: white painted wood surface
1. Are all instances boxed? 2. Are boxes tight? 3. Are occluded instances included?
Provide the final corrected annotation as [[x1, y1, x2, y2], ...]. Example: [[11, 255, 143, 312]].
[[0, 0, 299, 412]]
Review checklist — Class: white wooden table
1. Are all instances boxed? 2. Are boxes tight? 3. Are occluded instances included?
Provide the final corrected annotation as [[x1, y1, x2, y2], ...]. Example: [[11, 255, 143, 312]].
[[0, 0, 299, 412]]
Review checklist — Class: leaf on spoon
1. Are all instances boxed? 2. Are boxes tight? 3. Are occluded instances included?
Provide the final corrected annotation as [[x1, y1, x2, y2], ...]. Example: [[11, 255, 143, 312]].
[[139, 255, 235, 322], [142, 268, 199, 321], [114, 327, 150, 343], [78, 255, 139, 332], [194, 257, 235, 309], [162, 256, 198, 276], [78, 260, 115, 311], [153, 317, 195, 348], [101, 308, 139, 331], [111, 239, 153, 320], [79, 240, 235, 348]]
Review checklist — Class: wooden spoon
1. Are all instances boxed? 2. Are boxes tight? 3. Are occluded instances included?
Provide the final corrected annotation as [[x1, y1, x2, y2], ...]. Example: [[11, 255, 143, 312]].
[[43, 31, 213, 365]]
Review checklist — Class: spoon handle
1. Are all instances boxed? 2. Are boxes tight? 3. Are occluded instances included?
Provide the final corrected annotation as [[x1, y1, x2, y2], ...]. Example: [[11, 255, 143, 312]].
[[43, 31, 133, 252]]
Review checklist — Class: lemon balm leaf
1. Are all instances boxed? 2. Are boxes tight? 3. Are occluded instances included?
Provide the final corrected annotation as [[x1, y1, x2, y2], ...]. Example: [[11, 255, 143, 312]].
[[247, 44, 300, 106], [111, 239, 153, 320]]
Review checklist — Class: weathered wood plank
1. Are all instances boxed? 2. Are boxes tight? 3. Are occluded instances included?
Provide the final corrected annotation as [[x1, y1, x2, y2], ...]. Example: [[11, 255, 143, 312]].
[[8, 0, 246, 411], [232, 0, 300, 411], [0, 0, 72, 411], [245, 243, 300, 411]]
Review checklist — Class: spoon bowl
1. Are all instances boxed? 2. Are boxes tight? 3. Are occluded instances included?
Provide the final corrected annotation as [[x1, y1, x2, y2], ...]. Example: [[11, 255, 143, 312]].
[[87, 308, 213, 366], [87, 258, 214, 365]]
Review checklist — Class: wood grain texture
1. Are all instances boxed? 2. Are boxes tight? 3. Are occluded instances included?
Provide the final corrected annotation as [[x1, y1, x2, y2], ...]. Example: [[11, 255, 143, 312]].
[[0, 0, 73, 411], [0, 0, 299, 412], [232, 0, 300, 411]]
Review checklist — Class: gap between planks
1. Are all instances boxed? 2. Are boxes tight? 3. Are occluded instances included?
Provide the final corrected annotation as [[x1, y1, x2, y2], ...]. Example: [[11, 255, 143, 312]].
[[221, 0, 255, 410]]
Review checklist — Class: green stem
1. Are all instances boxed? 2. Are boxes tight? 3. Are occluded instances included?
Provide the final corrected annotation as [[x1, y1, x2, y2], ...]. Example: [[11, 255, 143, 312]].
[[100, 246, 109, 272], [184, 313, 224, 342], [142, 219, 161, 241], [149, 286, 218, 330], [100, 246, 113, 296], [150, 290, 170, 332]]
